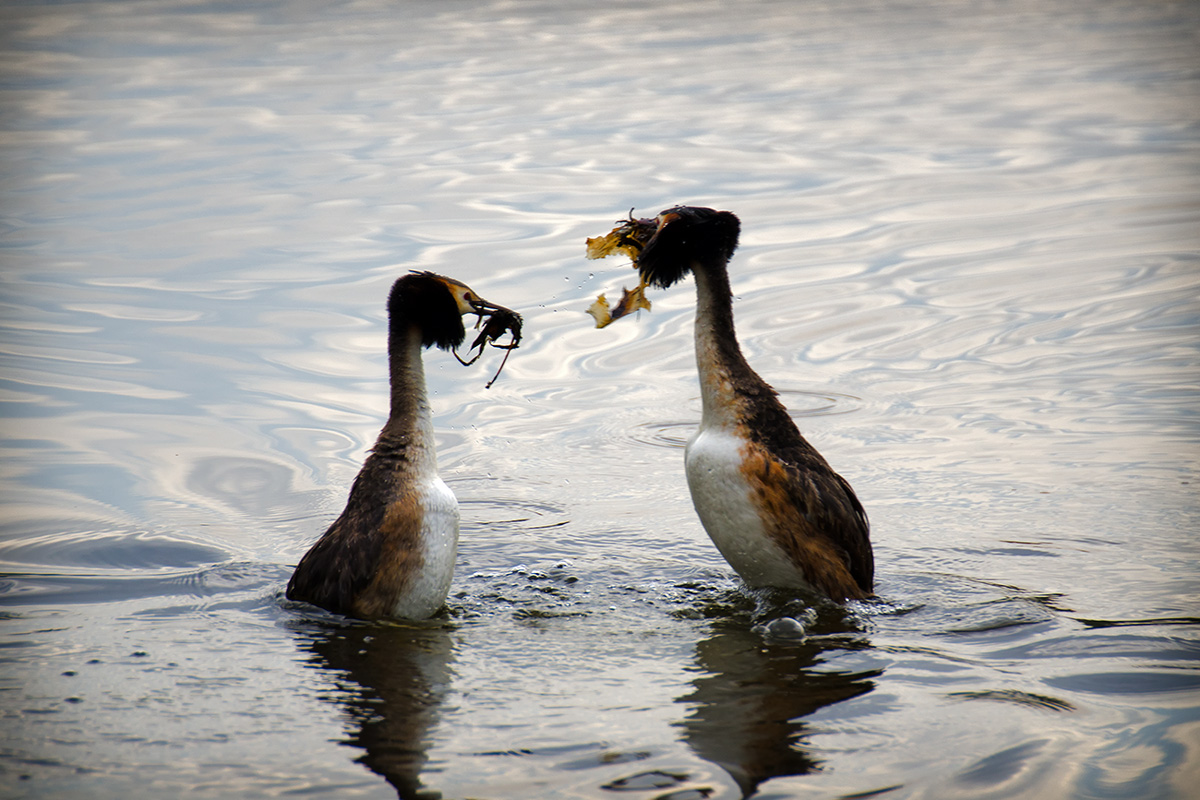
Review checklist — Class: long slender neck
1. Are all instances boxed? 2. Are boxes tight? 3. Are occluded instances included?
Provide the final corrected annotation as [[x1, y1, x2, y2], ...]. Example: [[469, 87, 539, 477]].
[[692, 260, 763, 431], [377, 323, 436, 467]]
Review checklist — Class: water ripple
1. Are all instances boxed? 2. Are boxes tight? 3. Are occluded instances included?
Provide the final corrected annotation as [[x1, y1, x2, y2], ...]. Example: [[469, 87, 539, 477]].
[[2, 0, 1198, 798]]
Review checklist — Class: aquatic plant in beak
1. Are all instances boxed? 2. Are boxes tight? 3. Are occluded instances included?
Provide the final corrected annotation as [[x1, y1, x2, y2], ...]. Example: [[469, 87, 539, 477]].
[[454, 301, 522, 389]]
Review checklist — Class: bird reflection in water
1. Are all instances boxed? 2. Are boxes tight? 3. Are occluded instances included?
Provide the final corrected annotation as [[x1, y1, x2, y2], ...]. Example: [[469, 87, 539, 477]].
[[300, 622, 454, 800], [676, 621, 880, 798]]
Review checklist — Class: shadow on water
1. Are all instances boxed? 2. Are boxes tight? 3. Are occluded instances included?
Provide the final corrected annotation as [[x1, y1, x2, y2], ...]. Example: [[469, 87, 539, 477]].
[[296, 620, 454, 800], [675, 594, 884, 799], [287, 584, 886, 800]]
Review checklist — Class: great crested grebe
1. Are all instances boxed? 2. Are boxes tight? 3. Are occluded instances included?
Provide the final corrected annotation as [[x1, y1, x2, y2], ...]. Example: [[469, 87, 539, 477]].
[[287, 271, 521, 620], [597, 206, 873, 601]]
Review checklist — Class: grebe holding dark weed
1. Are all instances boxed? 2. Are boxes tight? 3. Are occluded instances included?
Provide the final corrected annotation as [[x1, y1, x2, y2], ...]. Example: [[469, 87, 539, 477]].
[[287, 271, 521, 619]]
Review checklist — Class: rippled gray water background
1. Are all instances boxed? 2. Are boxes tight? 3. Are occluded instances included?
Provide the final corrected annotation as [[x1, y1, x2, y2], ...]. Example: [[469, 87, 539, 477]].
[[2, 1, 1199, 798]]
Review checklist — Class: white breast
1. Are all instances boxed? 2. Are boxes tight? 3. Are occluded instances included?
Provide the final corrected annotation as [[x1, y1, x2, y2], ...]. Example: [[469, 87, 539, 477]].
[[390, 476, 459, 620], [685, 427, 805, 589]]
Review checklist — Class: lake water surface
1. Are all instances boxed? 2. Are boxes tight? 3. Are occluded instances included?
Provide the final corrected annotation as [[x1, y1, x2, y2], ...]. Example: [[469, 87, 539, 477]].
[[2, 1, 1199, 798]]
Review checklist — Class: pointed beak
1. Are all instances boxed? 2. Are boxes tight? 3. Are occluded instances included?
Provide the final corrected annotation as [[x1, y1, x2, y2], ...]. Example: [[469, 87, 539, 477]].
[[468, 296, 513, 316]]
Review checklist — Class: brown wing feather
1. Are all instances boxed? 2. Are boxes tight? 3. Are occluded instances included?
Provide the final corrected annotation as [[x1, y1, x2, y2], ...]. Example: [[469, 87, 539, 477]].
[[739, 393, 873, 600], [774, 458, 872, 600], [826, 470, 873, 592], [286, 453, 420, 617], [350, 497, 424, 618]]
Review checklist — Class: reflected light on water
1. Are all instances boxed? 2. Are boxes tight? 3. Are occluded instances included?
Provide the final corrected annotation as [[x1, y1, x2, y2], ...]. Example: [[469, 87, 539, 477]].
[[1, 0, 1198, 798]]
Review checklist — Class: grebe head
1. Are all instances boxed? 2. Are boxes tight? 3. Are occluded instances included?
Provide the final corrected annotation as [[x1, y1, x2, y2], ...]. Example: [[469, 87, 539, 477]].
[[388, 271, 514, 351], [637, 206, 741, 289]]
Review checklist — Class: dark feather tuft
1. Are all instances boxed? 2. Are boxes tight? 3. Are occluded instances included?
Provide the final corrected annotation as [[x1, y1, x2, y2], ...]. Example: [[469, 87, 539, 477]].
[[387, 272, 465, 350], [638, 206, 741, 289]]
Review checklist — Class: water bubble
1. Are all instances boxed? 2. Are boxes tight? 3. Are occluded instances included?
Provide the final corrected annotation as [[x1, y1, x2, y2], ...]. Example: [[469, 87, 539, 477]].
[[757, 616, 809, 641]]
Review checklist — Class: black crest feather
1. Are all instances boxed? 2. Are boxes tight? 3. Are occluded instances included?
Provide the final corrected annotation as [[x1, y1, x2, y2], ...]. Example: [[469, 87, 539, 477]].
[[387, 272, 465, 351], [638, 206, 741, 289]]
